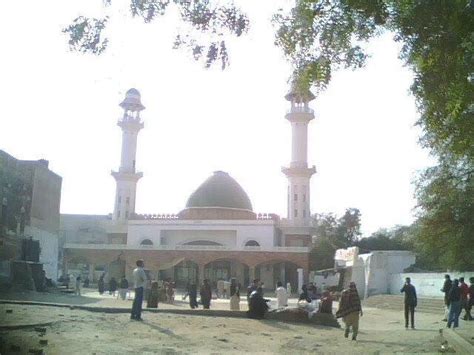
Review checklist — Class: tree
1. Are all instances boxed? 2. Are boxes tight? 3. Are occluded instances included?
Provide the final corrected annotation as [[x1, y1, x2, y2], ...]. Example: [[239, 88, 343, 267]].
[[355, 225, 412, 252], [63, 0, 250, 69], [274, 1, 474, 270], [413, 159, 474, 271], [310, 209, 362, 270]]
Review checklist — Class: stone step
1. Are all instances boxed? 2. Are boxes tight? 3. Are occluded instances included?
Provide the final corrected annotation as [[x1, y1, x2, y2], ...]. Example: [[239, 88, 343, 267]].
[[363, 295, 445, 314]]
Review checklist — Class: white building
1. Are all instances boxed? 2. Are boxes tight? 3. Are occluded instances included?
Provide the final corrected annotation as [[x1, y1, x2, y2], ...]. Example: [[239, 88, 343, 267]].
[[62, 87, 318, 290]]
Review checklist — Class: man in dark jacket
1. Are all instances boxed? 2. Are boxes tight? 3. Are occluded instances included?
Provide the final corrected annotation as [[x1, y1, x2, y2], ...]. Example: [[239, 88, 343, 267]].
[[441, 274, 452, 321], [400, 277, 417, 329], [247, 287, 269, 319], [447, 279, 461, 328]]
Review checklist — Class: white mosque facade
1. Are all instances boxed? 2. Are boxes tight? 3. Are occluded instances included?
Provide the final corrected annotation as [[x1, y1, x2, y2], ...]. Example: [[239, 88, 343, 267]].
[[62, 88, 317, 290]]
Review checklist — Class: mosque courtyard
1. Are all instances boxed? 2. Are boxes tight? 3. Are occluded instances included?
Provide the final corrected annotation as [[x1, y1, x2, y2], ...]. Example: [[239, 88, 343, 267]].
[[2, 290, 472, 354]]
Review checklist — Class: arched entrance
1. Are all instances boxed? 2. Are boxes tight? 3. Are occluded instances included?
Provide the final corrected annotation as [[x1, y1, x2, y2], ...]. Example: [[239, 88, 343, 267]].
[[204, 259, 249, 287], [173, 260, 198, 288], [255, 261, 299, 292]]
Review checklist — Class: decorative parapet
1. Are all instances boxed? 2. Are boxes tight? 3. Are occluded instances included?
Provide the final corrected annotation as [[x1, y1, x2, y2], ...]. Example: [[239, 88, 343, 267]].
[[130, 212, 280, 221], [64, 243, 310, 253]]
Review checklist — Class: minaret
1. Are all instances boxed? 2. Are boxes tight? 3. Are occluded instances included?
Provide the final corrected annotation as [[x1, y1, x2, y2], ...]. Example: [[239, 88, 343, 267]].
[[282, 87, 316, 226], [111, 88, 145, 222]]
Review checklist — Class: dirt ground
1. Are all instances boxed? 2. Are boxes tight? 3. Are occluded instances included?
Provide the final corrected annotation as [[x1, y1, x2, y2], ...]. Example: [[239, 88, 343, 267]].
[[0, 289, 472, 354]]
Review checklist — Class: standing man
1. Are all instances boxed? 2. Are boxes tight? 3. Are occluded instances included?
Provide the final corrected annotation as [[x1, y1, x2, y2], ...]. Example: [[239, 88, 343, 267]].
[[459, 277, 470, 320], [131, 259, 147, 321], [275, 281, 288, 308], [400, 277, 417, 329], [447, 279, 461, 328], [467, 277, 474, 321], [441, 274, 452, 321], [200, 279, 212, 309]]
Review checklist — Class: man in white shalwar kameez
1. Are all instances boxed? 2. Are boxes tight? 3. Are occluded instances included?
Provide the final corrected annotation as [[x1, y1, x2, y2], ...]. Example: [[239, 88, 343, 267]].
[[276, 281, 288, 308]]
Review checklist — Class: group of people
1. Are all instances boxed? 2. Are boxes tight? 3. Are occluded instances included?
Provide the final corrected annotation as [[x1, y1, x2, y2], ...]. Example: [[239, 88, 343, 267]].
[[388, 275, 474, 333], [441, 274, 474, 328]]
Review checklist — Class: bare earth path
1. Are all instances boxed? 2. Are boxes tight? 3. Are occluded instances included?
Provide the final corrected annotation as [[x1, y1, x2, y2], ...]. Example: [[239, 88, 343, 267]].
[[1, 290, 472, 354]]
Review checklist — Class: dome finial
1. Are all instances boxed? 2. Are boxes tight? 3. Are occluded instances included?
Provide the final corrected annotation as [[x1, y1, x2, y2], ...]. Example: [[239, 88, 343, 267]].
[[120, 88, 145, 111]]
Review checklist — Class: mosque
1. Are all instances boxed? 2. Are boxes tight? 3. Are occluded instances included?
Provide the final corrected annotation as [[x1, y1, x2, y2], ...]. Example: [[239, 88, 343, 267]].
[[62, 87, 317, 290]]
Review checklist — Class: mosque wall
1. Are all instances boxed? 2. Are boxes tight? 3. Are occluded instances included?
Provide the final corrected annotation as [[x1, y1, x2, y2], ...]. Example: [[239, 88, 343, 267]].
[[160, 230, 237, 246], [127, 220, 276, 248]]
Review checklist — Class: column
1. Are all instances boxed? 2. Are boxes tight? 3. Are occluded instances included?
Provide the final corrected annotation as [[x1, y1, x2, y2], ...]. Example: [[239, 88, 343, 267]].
[[198, 264, 205, 285], [297, 268, 304, 294], [279, 263, 286, 285], [249, 266, 256, 283], [89, 263, 95, 282]]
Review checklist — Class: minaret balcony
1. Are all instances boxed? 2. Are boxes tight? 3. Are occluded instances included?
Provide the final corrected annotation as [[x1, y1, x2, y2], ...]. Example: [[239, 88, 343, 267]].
[[285, 108, 315, 122], [282, 165, 316, 177], [117, 117, 144, 131]]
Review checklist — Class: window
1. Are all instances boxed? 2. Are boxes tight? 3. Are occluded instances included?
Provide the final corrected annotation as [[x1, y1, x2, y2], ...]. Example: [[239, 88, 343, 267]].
[[126, 197, 130, 205], [125, 211, 129, 219], [303, 194, 306, 202], [294, 194, 298, 202], [118, 196, 122, 203], [140, 239, 153, 246], [303, 210, 306, 218], [245, 240, 260, 247], [294, 209, 298, 218], [117, 211, 120, 218]]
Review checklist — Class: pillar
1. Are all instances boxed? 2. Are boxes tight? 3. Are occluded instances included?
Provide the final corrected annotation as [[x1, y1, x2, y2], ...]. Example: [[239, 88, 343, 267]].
[[279, 263, 286, 285], [198, 264, 205, 285], [249, 266, 256, 283], [297, 268, 304, 294], [89, 263, 95, 282]]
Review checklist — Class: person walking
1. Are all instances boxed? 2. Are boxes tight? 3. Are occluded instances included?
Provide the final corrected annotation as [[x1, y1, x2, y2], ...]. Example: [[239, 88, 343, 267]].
[[276, 281, 288, 308], [400, 277, 417, 329], [109, 277, 118, 297], [98, 274, 105, 295], [447, 279, 461, 328], [336, 282, 363, 341], [459, 277, 470, 320], [230, 278, 241, 311], [441, 274, 452, 321], [189, 283, 199, 309], [200, 279, 212, 309], [131, 259, 147, 321]]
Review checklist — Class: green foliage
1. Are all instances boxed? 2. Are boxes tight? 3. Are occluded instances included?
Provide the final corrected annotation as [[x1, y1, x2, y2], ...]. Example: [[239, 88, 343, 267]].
[[275, 0, 474, 271], [414, 159, 474, 271], [310, 208, 362, 270], [273, 0, 388, 94], [63, 0, 249, 69], [355, 225, 412, 252]]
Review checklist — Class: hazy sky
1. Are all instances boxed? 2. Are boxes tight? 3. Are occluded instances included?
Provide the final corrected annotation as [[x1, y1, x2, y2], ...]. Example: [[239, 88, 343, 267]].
[[0, 1, 434, 236]]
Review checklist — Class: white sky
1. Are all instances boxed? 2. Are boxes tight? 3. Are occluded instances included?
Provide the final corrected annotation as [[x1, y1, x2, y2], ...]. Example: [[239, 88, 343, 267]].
[[0, 1, 434, 236]]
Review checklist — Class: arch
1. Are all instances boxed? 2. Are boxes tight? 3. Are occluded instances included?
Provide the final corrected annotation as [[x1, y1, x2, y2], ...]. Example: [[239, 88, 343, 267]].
[[182, 240, 223, 246], [203, 258, 250, 288], [140, 239, 153, 246], [254, 260, 302, 292], [172, 259, 199, 288], [244, 240, 260, 247]]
